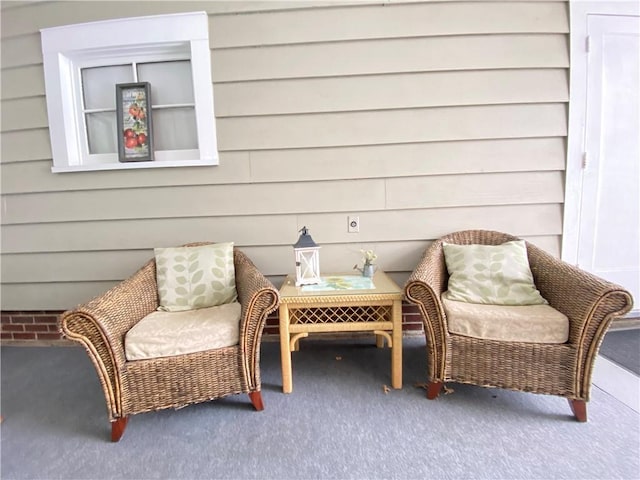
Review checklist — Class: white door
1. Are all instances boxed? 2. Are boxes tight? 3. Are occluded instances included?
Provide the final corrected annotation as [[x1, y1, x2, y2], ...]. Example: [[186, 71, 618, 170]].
[[577, 14, 639, 308]]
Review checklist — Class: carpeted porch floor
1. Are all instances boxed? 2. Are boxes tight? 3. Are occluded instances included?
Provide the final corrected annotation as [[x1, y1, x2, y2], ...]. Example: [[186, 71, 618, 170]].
[[1, 336, 639, 479]]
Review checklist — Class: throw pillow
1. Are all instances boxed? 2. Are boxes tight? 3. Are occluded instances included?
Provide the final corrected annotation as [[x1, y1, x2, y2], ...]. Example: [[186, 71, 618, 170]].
[[442, 240, 547, 306], [155, 242, 237, 311]]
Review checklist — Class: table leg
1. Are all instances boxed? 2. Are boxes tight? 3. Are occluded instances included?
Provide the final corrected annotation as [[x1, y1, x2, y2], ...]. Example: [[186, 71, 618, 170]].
[[391, 299, 403, 389], [279, 304, 293, 393]]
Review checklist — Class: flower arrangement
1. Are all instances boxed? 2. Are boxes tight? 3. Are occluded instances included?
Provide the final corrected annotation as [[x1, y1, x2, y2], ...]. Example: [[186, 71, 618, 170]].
[[353, 249, 377, 277], [361, 249, 377, 266]]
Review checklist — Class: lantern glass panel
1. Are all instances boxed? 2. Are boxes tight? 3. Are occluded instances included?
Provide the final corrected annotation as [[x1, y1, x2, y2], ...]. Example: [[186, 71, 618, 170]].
[[295, 248, 321, 286]]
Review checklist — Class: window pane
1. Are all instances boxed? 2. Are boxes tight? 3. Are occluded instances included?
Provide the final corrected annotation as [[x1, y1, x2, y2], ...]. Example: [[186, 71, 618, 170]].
[[82, 65, 133, 110], [152, 107, 197, 150], [86, 112, 117, 154], [138, 61, 194, 105]]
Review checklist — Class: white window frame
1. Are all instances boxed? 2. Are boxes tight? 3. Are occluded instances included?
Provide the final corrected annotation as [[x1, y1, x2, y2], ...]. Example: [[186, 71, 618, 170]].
[[41, 11, 218, 173]]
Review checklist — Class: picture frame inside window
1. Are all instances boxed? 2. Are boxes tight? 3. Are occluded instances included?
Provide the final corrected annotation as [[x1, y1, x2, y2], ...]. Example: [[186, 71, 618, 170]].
[[116, 82, 154, 162]]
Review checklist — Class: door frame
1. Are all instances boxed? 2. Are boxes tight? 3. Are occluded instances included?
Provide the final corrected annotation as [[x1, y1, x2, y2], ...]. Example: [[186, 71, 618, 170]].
[[563, 0, 639, 267]]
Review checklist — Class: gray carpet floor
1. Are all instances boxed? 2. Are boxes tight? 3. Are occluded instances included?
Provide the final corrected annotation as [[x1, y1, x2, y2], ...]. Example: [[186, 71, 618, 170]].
[[600, 329, 640, 376], [1, 337, 639, 480]]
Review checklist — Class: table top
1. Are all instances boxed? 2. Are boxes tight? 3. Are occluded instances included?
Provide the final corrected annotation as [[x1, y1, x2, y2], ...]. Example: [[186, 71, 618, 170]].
[[279, 271, 403, 302]]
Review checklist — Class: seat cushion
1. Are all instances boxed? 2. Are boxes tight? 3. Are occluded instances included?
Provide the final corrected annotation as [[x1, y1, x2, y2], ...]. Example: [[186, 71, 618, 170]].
[[155, 242, 237, 312], [125, 302, 242, 361], [442, 240, 547, 306], [442, 295, 569, 343]]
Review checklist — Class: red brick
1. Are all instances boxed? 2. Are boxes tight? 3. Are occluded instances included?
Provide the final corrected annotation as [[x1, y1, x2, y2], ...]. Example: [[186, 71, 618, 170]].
[[48, 325, 60, 332], [25, 324, 49, 332], [1, 333, 13, 340], [2, 324, 24, 332], [1, 315, 11, 324], [401, 304, 421, 315], [11, 315, 34, 324], [34, 315, 59, 324], [13, 332, 36, 340], [403, 323, 424, 331], [37, 333, 63, 340]]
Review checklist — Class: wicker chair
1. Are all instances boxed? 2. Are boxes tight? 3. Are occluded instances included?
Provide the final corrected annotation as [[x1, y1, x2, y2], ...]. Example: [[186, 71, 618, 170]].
[[404, 230, 633, 421], [60, 244, 280, 441]]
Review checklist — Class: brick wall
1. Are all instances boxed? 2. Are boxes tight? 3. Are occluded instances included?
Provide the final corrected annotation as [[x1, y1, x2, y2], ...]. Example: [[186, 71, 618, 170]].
[[1, 311, 66, 344], [1, 303, 424, 345]]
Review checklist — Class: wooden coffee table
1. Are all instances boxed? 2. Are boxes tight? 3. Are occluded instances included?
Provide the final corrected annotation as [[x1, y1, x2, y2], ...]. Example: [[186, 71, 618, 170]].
[[278, 271, 404, 393]]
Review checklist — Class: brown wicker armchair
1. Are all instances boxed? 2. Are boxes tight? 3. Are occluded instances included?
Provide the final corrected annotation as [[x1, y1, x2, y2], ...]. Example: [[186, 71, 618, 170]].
[[404, 230, 633, 421], [60, 244, 280, 441]]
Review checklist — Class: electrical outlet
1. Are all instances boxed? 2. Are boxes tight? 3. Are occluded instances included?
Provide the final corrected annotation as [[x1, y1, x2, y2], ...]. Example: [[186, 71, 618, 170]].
[[348, 215, 360, 233]]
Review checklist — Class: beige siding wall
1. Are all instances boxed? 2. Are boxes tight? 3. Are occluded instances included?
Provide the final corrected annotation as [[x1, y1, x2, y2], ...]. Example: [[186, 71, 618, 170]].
[[0, 0, 569, 310]]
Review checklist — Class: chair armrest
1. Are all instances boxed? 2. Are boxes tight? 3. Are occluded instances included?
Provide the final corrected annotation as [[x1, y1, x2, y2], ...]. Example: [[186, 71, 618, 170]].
[[403, 240, 450, 381], [527, 242, 633, 344], [233, 249, 280, 389], [59, 259, 159, 418], [527, 243, 633, 397]]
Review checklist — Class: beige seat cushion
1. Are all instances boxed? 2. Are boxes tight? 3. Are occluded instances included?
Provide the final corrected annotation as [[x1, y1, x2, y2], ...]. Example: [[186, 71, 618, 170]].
[[442, 295, 569, 343], [125, 302, 241, 361]]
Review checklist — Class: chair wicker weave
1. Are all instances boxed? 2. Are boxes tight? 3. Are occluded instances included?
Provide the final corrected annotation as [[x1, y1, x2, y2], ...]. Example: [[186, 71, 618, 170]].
[[404, 230, 633, 421], [60, 244, 280, 441]]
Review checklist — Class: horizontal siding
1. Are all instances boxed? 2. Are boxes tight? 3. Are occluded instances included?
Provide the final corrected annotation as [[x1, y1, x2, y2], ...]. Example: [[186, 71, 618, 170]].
[[1, 232, 562, 310], [0, 33, 42, 69], [0, 152, 252, 192], [2, 204, 562, 254], [212, 35, 569, 82], [1, 97, 48, 132], [1, 69, 570, 131], [2, 33, 569, 74], [249, 138, 567, 183], [2, 282, 123, 311], [3, 66, 569, 114], [0, 0, 570, 311], [0, 137, 565, 193], [209, 2, 569, 48], [0, 1, 369, 39], [0, 128, 51, 162], [0, 65, 44, 100], [385, 171, 565, 209], [216, 103, 567, 150], [2, 179, 386, 224], [214, 69, 569, 117], [4, 231, 563, 283], [1, 215, 297, 253], [2, 172, 562, 225]]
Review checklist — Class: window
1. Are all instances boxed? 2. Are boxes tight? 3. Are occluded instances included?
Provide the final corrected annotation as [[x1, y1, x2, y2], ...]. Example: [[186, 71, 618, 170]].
[[41, 12, 218, 173]]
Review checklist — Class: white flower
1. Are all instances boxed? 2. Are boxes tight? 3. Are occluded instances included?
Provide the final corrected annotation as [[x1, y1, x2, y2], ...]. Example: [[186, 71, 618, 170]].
[[360, 249, 377, 265]]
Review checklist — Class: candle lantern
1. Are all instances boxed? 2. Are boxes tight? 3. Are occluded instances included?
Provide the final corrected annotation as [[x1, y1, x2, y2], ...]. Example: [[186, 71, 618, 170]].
[[293, 226, 321, 286]]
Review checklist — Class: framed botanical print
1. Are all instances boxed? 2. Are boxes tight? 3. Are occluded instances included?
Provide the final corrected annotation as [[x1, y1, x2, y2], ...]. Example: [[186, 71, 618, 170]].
[[116, 82, 154, 162]]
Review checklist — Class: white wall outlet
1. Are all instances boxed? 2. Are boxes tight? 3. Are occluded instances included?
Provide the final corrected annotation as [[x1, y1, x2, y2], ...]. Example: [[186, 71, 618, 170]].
[[348, 215, 360, 233]]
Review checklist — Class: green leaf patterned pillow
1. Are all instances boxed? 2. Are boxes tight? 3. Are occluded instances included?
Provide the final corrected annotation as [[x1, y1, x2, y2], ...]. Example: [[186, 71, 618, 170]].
[[154, 243, 237, 312], [442, 240, 547, 306]]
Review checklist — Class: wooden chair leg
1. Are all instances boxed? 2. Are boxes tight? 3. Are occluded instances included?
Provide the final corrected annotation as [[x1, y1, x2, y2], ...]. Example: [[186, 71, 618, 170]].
[[111, 417, 129, 442], [426, 381, 443, 400], [568, 399, 587, 422], [249, 391, 264, 411]]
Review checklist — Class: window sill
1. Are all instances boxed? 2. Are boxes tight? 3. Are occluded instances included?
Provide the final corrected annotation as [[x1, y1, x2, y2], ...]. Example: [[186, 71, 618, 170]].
[[52, 158, 217, 173]]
